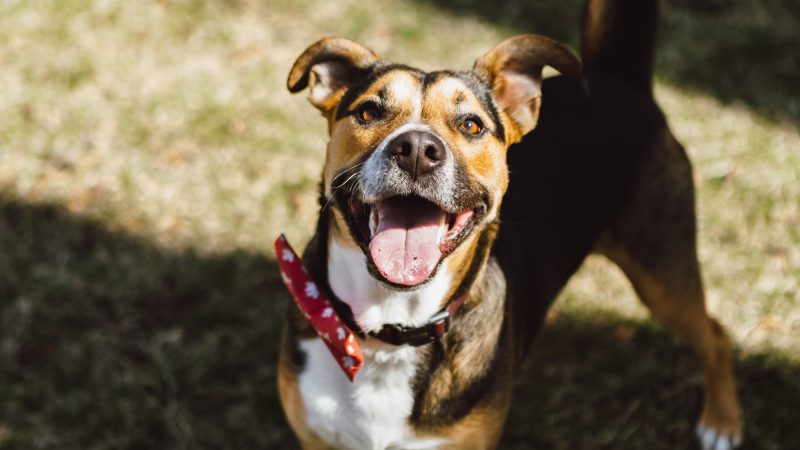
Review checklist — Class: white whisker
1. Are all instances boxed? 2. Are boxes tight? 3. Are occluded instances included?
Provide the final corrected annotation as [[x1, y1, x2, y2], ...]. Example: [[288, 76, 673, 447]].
[[329, 162, 366, 188], [321, 169, 362, 215]]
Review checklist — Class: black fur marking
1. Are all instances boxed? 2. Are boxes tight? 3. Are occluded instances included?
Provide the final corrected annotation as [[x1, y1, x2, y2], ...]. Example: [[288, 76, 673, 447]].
[[334, 64, 424, 120]]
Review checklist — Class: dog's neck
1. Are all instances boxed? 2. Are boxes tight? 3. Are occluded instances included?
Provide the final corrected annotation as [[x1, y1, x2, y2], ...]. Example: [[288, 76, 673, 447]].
[[326, 236, 453, 334]]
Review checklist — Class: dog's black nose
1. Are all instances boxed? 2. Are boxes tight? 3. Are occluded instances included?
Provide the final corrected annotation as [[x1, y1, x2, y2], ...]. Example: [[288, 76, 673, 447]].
[[388, 130, 447, 180]]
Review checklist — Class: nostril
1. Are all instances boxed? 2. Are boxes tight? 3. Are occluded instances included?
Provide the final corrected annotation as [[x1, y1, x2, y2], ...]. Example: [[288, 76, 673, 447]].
[[401, 141, 413, 157], [425, 145, 442, 161]]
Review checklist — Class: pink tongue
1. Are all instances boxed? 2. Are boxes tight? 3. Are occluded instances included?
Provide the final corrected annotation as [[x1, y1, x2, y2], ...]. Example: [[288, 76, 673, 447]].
[[368, 197, 446, 286]]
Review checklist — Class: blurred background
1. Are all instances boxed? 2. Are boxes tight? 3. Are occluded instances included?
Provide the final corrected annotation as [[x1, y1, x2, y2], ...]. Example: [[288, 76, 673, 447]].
[[0, 0, 797, 448]]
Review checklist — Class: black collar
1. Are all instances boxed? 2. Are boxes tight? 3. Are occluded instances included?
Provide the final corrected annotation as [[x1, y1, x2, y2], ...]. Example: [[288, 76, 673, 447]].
[[333, 293, 468, 347]]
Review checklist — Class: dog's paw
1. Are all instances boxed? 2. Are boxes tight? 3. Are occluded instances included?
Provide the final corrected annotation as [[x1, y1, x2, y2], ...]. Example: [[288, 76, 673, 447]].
[[696, 423, 742, 450]]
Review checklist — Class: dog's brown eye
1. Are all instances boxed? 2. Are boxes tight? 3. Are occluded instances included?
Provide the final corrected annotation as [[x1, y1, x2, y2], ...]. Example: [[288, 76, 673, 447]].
[[459, 117, 483, 136], [356, 102, 381, 124]]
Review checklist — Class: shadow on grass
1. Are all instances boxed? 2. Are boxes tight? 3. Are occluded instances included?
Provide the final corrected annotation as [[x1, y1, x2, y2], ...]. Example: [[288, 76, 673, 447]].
[[504, 312, 800, 449], [0, 197, 292, 449], [1, 198, 798, 449], [415, 0, 800, 124]]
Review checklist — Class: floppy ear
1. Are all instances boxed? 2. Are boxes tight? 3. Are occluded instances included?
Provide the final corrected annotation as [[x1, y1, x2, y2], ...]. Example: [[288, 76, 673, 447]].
[[287, 37, 380, 115], [473, 35, 581, 142]]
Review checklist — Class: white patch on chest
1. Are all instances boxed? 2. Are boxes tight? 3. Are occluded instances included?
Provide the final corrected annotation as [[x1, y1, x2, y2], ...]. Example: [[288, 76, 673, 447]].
[[296, 239, 450, 450]]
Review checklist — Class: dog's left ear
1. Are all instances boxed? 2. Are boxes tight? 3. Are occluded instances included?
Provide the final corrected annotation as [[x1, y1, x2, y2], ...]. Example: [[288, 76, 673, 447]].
[[474, 35, 581, 142], [288, 37, 380, 115]]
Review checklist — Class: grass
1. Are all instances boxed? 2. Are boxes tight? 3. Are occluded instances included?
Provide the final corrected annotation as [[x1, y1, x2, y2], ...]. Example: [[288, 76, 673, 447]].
[[0, 0, 797, 448]]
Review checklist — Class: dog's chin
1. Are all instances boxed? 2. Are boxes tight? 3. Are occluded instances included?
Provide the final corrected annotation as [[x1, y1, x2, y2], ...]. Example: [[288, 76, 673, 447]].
[[338, 192, 481, 289]]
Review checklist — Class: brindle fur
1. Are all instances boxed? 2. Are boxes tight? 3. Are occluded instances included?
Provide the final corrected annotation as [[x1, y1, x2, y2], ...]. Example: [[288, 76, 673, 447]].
[[279, 0, 742, 447]]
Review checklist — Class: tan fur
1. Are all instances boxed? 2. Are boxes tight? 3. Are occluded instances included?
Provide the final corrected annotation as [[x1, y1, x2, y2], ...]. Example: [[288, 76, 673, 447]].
[[437, 406, 511, 450], [442, 234, 481, 304], [417, 404, 511, 450]]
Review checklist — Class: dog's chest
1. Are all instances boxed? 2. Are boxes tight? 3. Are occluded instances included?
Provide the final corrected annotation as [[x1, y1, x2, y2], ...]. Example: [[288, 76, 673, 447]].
[[294, 240, 450, 449], [298, 340, 443, 450]]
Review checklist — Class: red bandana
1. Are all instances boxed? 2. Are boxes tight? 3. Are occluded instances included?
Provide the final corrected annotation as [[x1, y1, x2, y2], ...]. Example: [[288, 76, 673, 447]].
[[274, 235, 364, 382]]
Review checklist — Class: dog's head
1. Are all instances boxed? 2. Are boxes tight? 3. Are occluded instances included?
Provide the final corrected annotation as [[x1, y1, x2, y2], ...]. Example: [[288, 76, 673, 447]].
[[288, 36, 579, 288]]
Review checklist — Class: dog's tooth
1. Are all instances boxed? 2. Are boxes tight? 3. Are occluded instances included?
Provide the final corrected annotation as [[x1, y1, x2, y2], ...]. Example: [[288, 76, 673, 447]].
[[369, 208, 378, 238], [436, 223, 446, 244]]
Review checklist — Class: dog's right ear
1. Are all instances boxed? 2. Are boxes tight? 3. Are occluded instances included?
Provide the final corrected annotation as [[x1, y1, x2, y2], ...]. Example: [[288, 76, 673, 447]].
[[474, 35, 580, 143], [287, 37, 380, 115]]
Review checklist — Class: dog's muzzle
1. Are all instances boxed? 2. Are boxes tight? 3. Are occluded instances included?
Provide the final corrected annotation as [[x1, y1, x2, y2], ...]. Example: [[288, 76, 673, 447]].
[[336, 125, 486, 287]]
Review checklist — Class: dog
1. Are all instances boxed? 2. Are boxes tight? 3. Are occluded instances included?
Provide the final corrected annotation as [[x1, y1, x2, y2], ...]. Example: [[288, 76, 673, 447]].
[[276, 0, 743, 448]]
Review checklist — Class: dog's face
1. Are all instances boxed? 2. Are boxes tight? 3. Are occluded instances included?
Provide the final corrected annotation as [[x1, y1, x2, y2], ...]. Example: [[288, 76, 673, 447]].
[[289, 36, 579, 288]]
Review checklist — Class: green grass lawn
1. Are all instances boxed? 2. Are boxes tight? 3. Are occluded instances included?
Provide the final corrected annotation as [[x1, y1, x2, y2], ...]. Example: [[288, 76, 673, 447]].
[[0, 0, 798, 448]]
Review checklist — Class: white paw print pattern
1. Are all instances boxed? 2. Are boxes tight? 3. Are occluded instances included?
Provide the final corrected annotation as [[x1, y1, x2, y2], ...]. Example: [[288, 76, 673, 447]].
[[304, 281, 319, 299], [341, 356, 354, 369], [276, 235, 363, 381]]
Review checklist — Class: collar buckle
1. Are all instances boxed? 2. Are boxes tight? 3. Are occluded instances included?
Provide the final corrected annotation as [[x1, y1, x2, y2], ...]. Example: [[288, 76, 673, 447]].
[[429, 308, 451, 335]]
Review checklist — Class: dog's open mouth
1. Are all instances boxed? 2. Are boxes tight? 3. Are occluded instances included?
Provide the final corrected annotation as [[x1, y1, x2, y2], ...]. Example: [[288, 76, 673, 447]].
[[346, 195, 477, 287]]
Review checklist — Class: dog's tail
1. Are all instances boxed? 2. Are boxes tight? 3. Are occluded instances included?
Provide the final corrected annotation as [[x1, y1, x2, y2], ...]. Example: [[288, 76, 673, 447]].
[[580, 0, 659, 92]]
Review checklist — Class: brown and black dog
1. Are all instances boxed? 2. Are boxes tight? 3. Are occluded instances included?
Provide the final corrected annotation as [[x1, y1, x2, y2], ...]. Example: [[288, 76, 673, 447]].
[[277, 0, 742, 448]]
